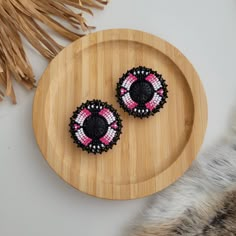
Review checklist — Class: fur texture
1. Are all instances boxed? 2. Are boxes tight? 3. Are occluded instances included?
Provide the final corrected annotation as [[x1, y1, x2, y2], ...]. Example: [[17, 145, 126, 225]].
[[127, 120, 236, 235]]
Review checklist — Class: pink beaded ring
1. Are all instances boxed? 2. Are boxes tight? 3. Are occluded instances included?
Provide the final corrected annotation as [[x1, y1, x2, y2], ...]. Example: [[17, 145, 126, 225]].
[[69, 100, 122, 154], [116, 66, 168, 118]]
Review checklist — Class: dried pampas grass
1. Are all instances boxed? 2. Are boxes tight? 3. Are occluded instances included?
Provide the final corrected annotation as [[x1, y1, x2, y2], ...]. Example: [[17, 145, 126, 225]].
[[0, 0, 108, 104]]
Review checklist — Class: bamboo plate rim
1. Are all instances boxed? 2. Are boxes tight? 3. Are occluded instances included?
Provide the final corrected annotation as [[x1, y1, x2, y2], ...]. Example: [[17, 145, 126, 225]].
[[33, 29, 208, 200]]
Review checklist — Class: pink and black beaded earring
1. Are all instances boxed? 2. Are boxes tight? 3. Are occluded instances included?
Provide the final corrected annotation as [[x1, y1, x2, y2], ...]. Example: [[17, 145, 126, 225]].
[[116, 66, 168, 118], [69, 100, 122, 154]]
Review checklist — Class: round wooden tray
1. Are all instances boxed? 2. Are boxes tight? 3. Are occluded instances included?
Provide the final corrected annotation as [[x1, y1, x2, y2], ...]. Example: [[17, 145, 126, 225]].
[[33, 29, 207, 200]]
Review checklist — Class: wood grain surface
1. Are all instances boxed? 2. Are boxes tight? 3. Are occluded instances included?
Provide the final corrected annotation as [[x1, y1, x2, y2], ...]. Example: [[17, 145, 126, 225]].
[[33, 29, 208, 200]]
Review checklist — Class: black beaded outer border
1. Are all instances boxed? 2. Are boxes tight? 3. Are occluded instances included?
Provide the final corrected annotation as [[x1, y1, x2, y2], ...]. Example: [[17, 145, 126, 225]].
[[116, 66, 168, 118], [69, 100, 123, 155]]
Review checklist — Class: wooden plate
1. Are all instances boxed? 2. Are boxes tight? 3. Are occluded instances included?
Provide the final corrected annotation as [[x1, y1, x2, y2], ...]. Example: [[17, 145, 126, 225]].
[[33, 29, 207, 200]]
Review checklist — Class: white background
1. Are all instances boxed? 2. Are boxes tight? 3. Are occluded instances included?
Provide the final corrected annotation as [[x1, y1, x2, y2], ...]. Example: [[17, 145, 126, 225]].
[[1, 0, 236, 235]]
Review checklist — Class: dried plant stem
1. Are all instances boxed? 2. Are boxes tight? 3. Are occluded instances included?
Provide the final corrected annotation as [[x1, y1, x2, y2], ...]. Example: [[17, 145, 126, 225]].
[[0, 0, 108, 103]]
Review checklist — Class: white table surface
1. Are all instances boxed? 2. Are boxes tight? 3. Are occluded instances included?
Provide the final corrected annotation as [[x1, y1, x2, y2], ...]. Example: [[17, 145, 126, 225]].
[[1, 0, 236, 235]]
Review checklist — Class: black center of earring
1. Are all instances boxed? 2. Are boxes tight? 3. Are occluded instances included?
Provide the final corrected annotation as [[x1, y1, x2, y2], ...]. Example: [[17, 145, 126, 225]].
[[130, 80, 154, 105], [83, 114, 108, 139]]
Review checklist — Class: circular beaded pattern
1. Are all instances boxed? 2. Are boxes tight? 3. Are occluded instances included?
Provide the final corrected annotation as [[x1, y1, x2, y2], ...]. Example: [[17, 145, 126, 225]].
[[116, 66, 168, 118], [69, 100, 122, 154]]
